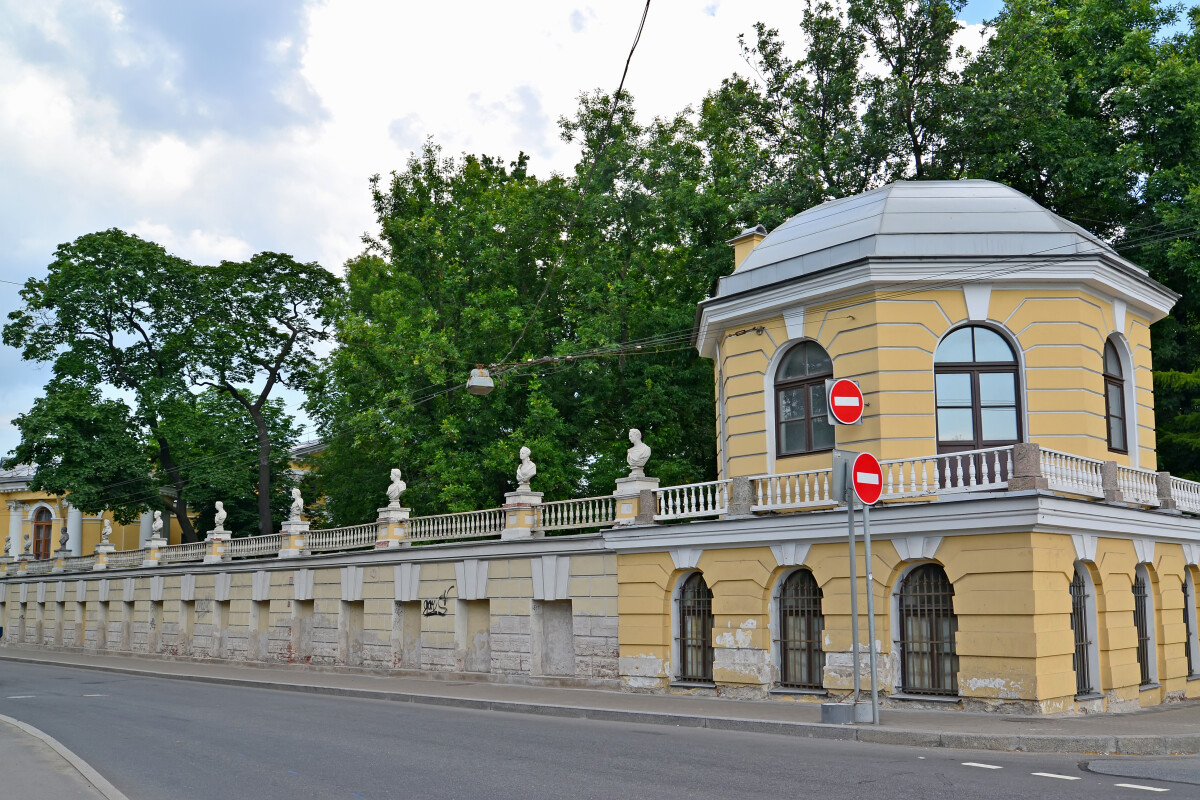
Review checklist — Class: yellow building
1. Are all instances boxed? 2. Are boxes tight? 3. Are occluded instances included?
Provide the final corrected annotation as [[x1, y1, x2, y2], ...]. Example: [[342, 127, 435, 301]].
[[4, 180, 1200, 716], [611, 180, 1199, 713]]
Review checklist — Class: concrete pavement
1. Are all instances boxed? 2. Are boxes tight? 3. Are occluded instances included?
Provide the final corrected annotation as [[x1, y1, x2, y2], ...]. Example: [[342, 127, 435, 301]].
[[2, 644, 1199, 756], [0, 713, 129, 800]]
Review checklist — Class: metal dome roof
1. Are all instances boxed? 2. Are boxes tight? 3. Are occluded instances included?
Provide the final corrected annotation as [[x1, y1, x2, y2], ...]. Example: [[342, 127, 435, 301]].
[[720, 179, 1132, 297]]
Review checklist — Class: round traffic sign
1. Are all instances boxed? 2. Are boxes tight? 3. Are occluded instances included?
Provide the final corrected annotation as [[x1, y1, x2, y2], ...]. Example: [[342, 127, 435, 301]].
[[851, 452, 883, 505], [828, 378, 865, 425]]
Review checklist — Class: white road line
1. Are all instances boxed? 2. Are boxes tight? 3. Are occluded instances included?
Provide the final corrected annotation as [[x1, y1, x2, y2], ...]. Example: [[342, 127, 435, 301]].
[[1032, 772, 1080, 781], [962, 762, 1003, 770], [1114, 784, 1168, 792], [5, 695, 35, 699], [82, 694, 107, 697]]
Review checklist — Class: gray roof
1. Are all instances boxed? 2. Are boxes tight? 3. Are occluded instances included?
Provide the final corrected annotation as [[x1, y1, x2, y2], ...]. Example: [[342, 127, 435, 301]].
[[720, 179, 1137, 297]]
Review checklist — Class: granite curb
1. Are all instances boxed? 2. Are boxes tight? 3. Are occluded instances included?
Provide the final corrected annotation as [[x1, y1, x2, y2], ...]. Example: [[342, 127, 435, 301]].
[[2, 652, 1196, 756], [0, 713, 131, 800]]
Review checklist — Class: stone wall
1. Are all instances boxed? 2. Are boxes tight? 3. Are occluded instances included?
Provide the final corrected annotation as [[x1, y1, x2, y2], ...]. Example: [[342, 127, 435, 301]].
[[0, 538, 619, 688]]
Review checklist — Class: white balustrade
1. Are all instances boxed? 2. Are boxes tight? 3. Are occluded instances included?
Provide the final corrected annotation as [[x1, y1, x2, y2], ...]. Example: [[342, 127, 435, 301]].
[[1171, 476, 1200, 513], [59, 555, 95, 572], [1040, 448, 1105, 498], [409, 508, 506, 542], [752, 469, 835, 511], [655, 480, 730, 521], [1117, 465, 1160, 507], [879, 446, 1013, 499], [307, 523, 378, 553], [161, 541, 208, 564], [105, 549, 147, 569], [536, 496, 616, 532], [227, 534, 283, 559]]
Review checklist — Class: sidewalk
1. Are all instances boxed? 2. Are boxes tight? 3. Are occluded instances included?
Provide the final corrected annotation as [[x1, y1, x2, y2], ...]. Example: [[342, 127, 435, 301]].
[[0, 713, 128, 800], [3, 645, 1200, 756]]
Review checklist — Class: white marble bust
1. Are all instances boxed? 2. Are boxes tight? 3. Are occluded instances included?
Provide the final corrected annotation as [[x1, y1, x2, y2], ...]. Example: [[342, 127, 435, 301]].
[[151, 511, 163, 539], [627, 428, 651, 478], [101, 519, 113, 545], [290, 488, 304, 521], [516, 446, 537, 491], [213, 501, 227, 532], [386, 468, 407, 507]]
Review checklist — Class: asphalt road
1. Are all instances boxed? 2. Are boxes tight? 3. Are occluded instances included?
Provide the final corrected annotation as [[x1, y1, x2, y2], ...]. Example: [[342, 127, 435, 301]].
[[0, 661, 1195, 800]]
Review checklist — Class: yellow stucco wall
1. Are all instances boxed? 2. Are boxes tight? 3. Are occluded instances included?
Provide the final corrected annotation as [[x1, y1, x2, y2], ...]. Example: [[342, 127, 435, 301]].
[[714, 286, 1157, 480], [614, 532, 1200, 712]]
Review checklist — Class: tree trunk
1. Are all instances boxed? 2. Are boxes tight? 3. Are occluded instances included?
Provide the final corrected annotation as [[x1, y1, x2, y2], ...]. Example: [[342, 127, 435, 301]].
[[249, 404, 274, 537], [149, 424, 198, 543]]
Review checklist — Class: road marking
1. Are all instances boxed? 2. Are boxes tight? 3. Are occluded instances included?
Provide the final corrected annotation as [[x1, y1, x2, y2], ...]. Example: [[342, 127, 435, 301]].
[[288, 771, 300, 776], [1114, 785, 1168, 792], [1032, 773, 1080, 781], [5, 695, 35, 699], [962, 762, 1002, 770], [82, 694, 108, 697], [917, 757, 926, 760]]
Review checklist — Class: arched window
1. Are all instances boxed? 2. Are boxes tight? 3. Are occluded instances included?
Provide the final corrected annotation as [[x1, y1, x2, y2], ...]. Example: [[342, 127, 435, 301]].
[[678, 573, 713, 683], [32, 507, 52, 560], [898, 564, 958, 696], [778, 570, 823, 689], [1104, 339, 1127, 453], [775, 341, 835, 457], [1184, 571, 1200, 678], [1133, 566, 1157, 686], [1069, 566, 1096, 696], [934, 326, 1021, 454]]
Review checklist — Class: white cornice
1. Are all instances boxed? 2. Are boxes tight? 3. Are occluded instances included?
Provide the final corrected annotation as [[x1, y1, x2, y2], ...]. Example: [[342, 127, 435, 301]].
[[696, 256, 1178, 358], [603, 492, 1200, 554]]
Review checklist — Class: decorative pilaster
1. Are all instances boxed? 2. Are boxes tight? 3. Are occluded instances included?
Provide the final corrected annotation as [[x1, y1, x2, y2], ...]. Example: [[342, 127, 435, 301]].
[[613, 476, 660, 526], [278, 519, 309, 558], [204, 530, 231, 564], [501, 489, 543, 540], [375, 506, 411, 549]]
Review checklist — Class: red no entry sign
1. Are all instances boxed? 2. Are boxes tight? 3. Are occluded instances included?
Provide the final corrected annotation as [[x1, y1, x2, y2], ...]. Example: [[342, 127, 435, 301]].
[[852, 452, 883, 505], [828, 378, 865, 425]]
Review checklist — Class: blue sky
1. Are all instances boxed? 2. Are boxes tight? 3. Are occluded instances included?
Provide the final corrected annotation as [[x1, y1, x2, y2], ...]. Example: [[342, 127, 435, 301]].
[[0, 0, 1193, 458]]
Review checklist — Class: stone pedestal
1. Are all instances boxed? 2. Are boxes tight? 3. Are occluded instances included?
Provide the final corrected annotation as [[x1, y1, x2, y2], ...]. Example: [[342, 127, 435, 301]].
[[501, 489, 543, 540], [142, 537, 165, 568], [613, 476, 660, 526], [375, 506, 411, 549], [204, 530, 231, 564], [821, 702, 873, 724], [0, 556, 13, 576], [94, 543, 115, 571], [279, 519, 309, 558], [52, 547, 71, 573]]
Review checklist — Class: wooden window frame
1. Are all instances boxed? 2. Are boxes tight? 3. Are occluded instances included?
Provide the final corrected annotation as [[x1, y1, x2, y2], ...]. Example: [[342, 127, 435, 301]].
[[934, 327, 1022, 456], [32, 507, 52, 561], [774, 342, 834, 459], [1103, 340, 1128, 454]]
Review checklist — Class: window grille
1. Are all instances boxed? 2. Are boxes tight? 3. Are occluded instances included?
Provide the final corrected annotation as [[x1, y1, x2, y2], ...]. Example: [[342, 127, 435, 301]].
[[678, 573, 713, 683], [1133, 573, 1152, 686], [779, 570, 823, 689], [1184, 579, 1195, 677], [898, 564, 959, 696], [1069, 569, 1093, 695]]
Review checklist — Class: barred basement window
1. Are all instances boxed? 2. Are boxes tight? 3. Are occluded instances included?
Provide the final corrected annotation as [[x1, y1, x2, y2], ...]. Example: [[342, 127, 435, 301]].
[[898, 564, 959, 696], [678, 573, 713, 683], [779, 570, 823, 689], [1184, 576, 1196, 677], [1133, 571, 1153, 686], [1069, 568, 1094, 696]]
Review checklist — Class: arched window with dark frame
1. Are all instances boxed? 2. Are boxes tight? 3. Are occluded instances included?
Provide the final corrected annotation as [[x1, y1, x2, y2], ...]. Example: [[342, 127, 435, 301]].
[[898, 564, 959, 696], [678, 573, 713, 683], [778, 570, 823, 689], [775, 341, 835, 458], [934, 326, 1021, 455], [1103, 339, 1127, 453], [1069, 567, 1095, 696], [32, 507, 52, 560]]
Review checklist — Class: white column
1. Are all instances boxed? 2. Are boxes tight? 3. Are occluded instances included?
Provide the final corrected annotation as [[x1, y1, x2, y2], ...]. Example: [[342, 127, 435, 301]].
[[139, 511, 153, 547], [6, 502, 21, 556], [66, 505, 83, 555]]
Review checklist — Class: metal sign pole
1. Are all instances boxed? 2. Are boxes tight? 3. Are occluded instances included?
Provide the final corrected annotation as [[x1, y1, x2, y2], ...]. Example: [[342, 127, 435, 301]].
[[846, 459, 860, 706], [863, 502, 880, 725]]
